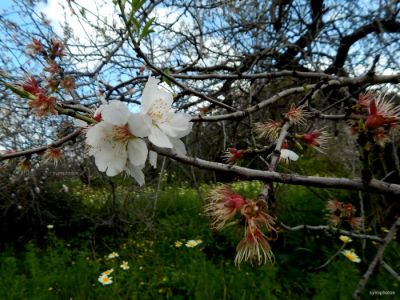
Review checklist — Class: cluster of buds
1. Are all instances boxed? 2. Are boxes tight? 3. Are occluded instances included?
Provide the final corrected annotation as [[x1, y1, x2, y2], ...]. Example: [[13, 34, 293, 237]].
[[25, 38, 74, 94], [205, 186, 276, 266], [326, 199, 363, 231], [26, 38, 65, 60], [20, 76, 57, 116], [349, 92, 400, 147], [255, 103, 330, 156]]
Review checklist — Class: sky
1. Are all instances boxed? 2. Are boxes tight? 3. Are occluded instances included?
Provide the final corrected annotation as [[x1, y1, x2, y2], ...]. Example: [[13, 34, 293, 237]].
[[0, 0, 13, 10]]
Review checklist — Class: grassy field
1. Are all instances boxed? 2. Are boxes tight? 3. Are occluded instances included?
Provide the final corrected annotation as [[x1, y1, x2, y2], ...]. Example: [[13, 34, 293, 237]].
[[0, 180, 399, 299]]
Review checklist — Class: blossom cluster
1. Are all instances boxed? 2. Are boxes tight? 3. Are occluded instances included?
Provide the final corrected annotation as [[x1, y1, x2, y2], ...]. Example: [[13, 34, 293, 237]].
[[86, 77, 192, 185], [348, 92, 400, 147], [205, 186, 276, 266], [252, 103, 330, 166], [326, 199, 363, 231], [19, 38, 75, 116]]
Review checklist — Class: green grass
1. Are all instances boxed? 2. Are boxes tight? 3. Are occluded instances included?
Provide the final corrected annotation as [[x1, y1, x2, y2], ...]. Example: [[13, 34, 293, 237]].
[[0, 182, 399, 299]]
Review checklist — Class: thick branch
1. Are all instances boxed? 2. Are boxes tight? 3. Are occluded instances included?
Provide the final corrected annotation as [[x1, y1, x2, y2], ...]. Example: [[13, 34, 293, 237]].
[[326, 20, 400, 74], [148, 144, 400, 195]]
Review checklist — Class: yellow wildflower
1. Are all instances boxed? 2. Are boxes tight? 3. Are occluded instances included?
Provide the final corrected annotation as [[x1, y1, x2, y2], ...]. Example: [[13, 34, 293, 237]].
[[185, 240, 198, 248], [101, 268, 114, 276], [342, 250, 361, 263], [107, 252, 119, 259], [98, 275, 113, 285], [174, 241, 183, 248], [339, 235, 352, 243]]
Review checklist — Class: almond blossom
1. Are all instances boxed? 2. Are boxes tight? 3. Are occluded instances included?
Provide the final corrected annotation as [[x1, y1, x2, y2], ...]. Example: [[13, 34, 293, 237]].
[[141, 77, 192, 150], [86, 100, 151, 185]]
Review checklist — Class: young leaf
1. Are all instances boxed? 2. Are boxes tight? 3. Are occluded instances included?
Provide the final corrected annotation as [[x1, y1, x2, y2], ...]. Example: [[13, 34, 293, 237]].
[[131, 0, 146, 13], [139, 17, 155, 40]]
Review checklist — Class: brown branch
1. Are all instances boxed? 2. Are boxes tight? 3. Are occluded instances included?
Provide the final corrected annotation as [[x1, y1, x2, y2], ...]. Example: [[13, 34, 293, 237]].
[[148, 144, 400, 195], [0, 129, 82, 161], [381, 261, 400, 283], [326, 20, 400, 74]]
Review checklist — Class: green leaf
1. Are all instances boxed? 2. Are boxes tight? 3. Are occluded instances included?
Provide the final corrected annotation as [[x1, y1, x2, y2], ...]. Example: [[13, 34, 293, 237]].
[[131, 17, 140, 33], [131, 0, 146, 13], [139, 17, 155, 40], [80, 8, 86, 17]]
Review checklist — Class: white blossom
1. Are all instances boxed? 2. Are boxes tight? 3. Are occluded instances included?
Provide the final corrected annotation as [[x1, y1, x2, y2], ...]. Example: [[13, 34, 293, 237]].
[[86, 100, 151, 185], [280, 149, 299, 163], [141, 77, 192, 149]]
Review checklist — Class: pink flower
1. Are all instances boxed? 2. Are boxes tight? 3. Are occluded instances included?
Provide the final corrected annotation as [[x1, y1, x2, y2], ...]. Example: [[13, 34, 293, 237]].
[[222, 148, 245, 164], [326, 199, 342, 213], [342, 203, 356, 217], [255, 120, 282, 142], [26, 38, 45, 56], [43, 148, 63, 166], [365, 97, 399, 129], [235, 219, 274, 266], [204, 186, 246, 230], [345, 216, 363, 231], [301, 129, 330, 152], [285, 103, 311, 126], [28, 93, 57, 117]]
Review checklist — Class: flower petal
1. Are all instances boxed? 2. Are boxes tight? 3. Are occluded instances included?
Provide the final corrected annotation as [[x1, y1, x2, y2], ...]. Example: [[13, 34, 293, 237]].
[[141, 77, 173, 114], [125, 163, 145, 186], [141, 77, 159, 114], [158, 113, 192, 138], [149, 126, 173, 148], [101, 100, 130, 126], [149, 151, 157, 168], [170, 138, 187, 155], [90, 137, 127, 176], [128, 113, 152, 138], [86, 122, 111, 148], [127, 138, 148, 166]]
